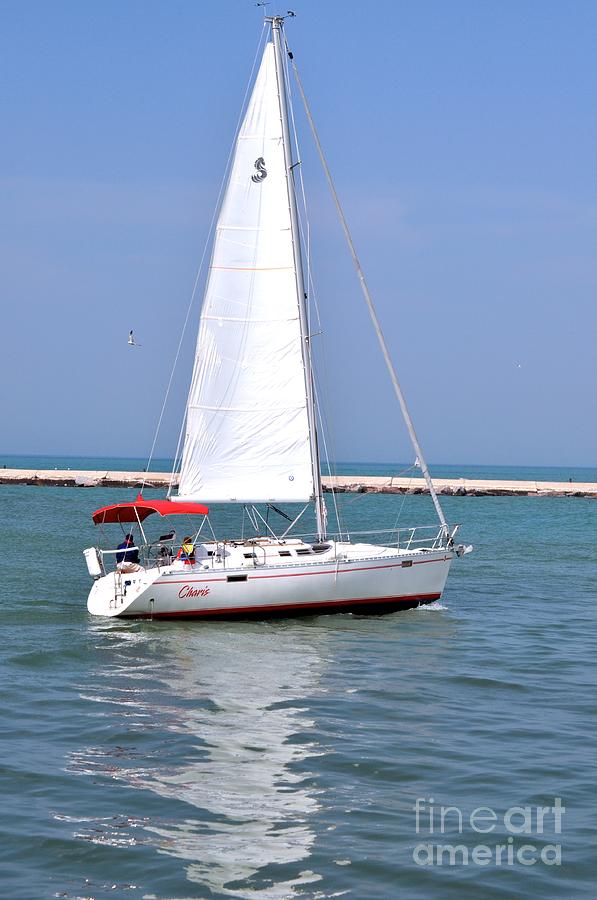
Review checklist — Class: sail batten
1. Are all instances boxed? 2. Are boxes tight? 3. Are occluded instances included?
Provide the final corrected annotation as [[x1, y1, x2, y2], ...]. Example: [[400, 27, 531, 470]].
[[176, 41, 315, 505]]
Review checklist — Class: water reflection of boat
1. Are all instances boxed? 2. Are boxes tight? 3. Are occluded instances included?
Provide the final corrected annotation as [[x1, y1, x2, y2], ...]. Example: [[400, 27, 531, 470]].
[[69, 622, 328, 896]]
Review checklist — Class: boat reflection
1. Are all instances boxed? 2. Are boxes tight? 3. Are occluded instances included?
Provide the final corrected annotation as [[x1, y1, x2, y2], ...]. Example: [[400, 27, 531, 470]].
[[70, 622, 328, 897]]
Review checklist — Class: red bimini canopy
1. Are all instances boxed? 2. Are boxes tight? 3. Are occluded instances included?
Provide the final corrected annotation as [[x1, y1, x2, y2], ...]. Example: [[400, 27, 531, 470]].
[[92, 495, 209, 525]]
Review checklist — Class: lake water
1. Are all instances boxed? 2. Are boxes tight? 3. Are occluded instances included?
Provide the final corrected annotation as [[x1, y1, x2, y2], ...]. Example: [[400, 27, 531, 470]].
[[1, 459, 595, 898]]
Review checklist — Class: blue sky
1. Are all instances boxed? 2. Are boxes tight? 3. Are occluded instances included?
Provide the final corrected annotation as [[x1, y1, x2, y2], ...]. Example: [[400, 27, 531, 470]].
[[1, 0, 595, 466]]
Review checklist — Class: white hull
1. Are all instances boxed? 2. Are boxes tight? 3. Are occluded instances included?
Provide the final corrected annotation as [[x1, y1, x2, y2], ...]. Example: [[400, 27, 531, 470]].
[[87, 543, 454, 620]]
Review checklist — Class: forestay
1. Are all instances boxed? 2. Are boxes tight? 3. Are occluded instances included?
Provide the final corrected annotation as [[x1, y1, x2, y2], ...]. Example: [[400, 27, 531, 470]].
[[176, 41, 314, 504]]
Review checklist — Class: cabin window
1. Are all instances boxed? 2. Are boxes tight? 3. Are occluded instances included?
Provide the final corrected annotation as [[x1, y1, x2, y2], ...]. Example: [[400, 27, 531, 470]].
[[227, 574, 248, 583], [278, 551, 292, 557], [402, 560, 413, 568], [296, 548, 312, 556], [243, 553, 256, 559]]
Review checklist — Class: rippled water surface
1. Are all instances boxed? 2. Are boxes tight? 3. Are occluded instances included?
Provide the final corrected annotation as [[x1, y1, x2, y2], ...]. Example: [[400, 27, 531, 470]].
[[1, 467, 596, 898]]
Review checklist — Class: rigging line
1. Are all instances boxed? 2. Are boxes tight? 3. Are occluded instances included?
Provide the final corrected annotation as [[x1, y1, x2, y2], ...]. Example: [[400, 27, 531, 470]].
[[283, 45, 343, 534], [286, 46, 449, 532], [339, 461, 419, 507], [283, 41, 378, 495], [308, 271, 342, 503], [283, 45, 311, 329], [283, 41, 340, 464], [284, 38, 320, 331], [272, 19, 325, 538], [138, 22, 268, 498], [392, 479, 413, 531], [391, 461, 434, 531], [313, 378, 343, 534]]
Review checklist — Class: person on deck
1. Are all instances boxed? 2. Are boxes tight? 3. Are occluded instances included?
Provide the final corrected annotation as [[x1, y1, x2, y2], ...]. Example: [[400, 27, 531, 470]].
[[177, 536, 196, 565], [116, 533, 141, 572]]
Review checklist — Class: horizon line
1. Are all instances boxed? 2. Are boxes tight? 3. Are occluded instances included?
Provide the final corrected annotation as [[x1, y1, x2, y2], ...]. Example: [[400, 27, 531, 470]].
[[1, 452, 594, 471]]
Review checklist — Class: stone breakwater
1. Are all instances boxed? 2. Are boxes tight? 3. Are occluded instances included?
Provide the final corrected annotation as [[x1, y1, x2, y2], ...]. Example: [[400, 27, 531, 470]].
[[0, 469, 596, 498]]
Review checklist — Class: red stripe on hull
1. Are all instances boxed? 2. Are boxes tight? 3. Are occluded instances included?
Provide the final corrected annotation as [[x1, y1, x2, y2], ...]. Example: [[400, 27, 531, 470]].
[[123, 592, 442, 620], [154, 556, 451, 588]]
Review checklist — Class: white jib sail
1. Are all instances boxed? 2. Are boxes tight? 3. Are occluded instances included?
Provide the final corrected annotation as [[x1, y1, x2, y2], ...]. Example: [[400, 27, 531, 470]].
[[177, 42, 314, 504]]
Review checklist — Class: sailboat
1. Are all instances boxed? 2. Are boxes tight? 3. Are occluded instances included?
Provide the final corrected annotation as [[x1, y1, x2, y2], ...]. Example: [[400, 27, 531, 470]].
[[84, 15, 470, 619]]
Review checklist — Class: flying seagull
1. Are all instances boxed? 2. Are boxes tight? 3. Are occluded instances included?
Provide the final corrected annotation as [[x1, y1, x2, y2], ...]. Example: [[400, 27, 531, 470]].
[[128, 330, 141, 347]]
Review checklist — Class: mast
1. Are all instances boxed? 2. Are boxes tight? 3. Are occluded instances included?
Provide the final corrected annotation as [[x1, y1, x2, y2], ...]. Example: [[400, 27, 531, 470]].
[[269, 16, 326, 539]]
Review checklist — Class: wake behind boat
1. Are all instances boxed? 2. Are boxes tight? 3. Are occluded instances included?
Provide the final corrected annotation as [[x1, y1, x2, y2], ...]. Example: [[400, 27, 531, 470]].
[[84, 15, 470, 619]]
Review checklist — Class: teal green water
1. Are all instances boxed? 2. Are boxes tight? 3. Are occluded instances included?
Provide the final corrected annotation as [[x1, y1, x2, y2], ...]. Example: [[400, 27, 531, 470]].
[[1, 461, 596, 898]]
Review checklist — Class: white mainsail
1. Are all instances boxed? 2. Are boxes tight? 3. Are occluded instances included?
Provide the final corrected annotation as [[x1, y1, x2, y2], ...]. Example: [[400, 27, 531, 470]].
[[177, 41, 315, 504]]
